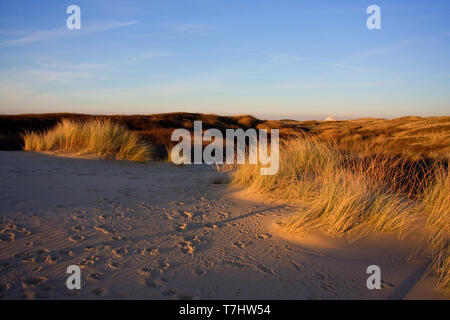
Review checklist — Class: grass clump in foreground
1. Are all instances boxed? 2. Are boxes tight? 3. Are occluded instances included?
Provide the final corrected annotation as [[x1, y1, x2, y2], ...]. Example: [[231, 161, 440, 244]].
[[23, 119, 153, 162], [232, 136, 449, 288]]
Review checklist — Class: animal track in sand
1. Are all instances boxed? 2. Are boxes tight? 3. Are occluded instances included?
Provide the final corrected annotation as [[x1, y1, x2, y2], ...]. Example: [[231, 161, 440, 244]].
[[256, 233, 272, 239]]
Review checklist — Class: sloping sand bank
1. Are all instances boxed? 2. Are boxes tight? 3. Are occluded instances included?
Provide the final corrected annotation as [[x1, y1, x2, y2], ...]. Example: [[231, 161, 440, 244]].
[[0, 151, 447, 299]]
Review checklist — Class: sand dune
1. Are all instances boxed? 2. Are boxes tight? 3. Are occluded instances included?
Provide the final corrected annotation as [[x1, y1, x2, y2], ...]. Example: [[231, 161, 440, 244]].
[[0, 151, 447, 299]]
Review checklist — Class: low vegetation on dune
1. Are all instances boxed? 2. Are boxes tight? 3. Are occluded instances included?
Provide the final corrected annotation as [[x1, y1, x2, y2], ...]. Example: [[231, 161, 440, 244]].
[[1, 113, 449, 161], [1, 113, 448, 286], [22, 119, 153, 162], [232, 136, 449, 288]]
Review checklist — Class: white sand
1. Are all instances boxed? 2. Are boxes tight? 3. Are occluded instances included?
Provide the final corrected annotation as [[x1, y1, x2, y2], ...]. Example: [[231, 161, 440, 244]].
[[0, 151, 447, 300]]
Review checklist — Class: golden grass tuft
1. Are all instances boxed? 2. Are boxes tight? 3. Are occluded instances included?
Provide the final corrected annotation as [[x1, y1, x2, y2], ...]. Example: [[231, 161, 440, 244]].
[[421, 166, 449, 287], [23, 119, 153, 162], [232, 136, 449, 287]]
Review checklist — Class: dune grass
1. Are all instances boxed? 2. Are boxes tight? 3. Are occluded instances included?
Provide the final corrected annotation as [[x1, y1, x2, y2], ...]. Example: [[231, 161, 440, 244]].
[[232, 136, 449, 287], [23, 119, 153, 162], [421, 167, 450, 287]]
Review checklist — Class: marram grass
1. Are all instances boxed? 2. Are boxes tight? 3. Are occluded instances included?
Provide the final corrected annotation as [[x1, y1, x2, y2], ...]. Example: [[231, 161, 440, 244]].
[[232, 136, 449, 288], [23, 119, 153, 162]]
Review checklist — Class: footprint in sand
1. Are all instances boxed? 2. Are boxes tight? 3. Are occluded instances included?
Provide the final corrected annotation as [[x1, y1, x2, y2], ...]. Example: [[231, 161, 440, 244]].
[[112, 235, 127, 241], [223, 259, 251, 268], [180, 211, 193, 219], [0, 282, 9, 295], [143, 277, 166, 288], [257, 264, 274, 274], [204, 222, 218, 229], [231, 240, 253, 249], [112, 248, 128, 258], [137, 267, 153, 277], [25, 241, 34, 247], [158, 258, 170, 271], [107, 260, 122, 270], [176, 292, 197, 300], [21, 290, 35, 300], [80, 255, 100, 266], [179, 241, 195, 254], [22, 256, 35, 263], [91, 287, 108, 297], [71, 225, 85, 232], [88, 272, 104, 281], [194, 267, 205, 276], [216, 212, 229, 220], [139, 247, 159, 256], [69, 234, 85, 242], [0, 232, 15, 242], [22, 276, 48, 288], [58, 249, 74, 257], [94, 225, 115, 235], [0, 262, 12, 272], [256, 233, 272, 240], [32, 266, 43, 273], [381, 280, 395, 288], [163, 213, 174, 221]]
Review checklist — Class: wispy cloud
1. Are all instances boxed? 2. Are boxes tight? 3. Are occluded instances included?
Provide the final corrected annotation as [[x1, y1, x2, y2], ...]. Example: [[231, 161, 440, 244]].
[[0, 21, 137, 47]]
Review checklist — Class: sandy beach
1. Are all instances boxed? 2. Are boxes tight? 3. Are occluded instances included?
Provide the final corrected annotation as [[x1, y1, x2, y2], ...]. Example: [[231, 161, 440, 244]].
[[0, 151, 446, 300]]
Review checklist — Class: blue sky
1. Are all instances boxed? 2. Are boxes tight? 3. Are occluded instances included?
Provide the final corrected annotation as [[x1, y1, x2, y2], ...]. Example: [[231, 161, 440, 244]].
[[0, 0, 449, 120]]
